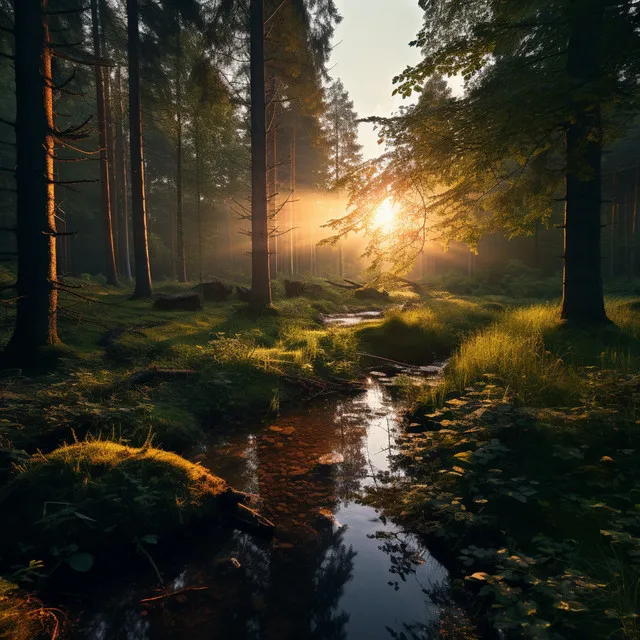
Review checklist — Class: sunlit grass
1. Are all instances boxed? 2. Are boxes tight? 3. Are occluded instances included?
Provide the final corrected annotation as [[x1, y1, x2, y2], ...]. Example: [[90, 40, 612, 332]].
[[430, 298, 640, 405], [357, 296, 499, 363]]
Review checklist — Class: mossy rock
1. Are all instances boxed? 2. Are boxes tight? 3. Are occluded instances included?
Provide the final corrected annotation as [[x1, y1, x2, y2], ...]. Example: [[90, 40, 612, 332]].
[[0, 442, 234, 569]]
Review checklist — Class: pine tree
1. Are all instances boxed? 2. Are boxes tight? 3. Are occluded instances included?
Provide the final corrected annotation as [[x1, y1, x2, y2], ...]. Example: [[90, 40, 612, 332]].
[[90, 0, 119, 286], [7, 0, 60, 355], [249, 0, 271, 307], [126, 0, 153, 298], [332, 1, 640, 325], [325, 78, 362, 185]]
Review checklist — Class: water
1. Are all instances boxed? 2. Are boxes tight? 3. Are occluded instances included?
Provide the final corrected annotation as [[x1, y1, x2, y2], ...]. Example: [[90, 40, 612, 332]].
[[321, 310, 384, 326], [74, 318, 451, 639]]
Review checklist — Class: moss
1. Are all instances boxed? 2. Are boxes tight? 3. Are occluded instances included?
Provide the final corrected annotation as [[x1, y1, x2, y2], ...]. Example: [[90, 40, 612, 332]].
[[357, 299, 496, 364], [144, 405, 205, 451], [0, 441, 230, 569]]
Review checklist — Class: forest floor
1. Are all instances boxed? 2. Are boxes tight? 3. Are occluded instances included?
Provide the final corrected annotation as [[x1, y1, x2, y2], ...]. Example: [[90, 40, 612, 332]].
[[2, 278, 640, 638], [370, 298, 640, 639]]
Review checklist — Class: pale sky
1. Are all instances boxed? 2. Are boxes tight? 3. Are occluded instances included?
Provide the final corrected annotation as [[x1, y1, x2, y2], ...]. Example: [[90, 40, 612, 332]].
[[329, 0, 425, 159]]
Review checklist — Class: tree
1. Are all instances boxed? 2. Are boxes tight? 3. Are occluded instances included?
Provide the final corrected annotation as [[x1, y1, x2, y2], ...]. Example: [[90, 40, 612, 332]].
[[126, 0, 153, 298], [325, 79, 362, 185], [91, 0, 119, 286], [7, 0, 59, 355], [139, 0, 205, 284], [249, 0, 271, 307], [331, 0, 640, 325]]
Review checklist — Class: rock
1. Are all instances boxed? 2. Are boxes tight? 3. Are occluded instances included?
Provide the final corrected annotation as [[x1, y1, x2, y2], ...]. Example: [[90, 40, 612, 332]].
[[284, 280, 305, 297], [236, 286, 253, 303], [153, 292, 203, 312]]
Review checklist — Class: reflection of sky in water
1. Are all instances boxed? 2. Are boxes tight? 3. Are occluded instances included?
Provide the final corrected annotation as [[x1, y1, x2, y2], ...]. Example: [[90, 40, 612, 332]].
[[77, 367, 448, 640], [322, 311, 384, 326]]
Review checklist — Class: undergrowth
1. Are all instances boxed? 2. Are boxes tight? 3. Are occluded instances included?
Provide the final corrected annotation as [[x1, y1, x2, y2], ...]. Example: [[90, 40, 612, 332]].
[[374, 297, 640, 639]]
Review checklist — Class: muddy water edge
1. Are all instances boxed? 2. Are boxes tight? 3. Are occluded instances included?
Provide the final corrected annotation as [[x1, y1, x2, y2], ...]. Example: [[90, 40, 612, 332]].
[[68, 312, 455, 640]]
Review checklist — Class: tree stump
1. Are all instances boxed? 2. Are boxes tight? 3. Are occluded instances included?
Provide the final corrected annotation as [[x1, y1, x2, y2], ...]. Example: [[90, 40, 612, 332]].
[[197, 280, 233, 302], [284, 280, 305, 297], [153, 292, 203, 311]]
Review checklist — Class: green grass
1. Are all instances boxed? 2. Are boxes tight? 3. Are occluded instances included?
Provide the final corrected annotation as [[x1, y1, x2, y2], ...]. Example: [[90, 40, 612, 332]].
[[356, 296, 499, 364], [376, 297, 640, 638], [0, 440, 231, 571], [0, 278, 374, 455]]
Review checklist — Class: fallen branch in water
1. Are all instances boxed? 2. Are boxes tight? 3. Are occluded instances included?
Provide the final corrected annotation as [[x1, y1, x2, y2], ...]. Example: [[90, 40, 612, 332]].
[[231, 502, 275, 537], [140, 586, 208, 604], [357, 351, 419, 370]]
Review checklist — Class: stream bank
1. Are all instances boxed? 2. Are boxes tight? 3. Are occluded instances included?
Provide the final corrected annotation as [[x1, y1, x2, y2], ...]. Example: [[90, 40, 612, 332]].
[[69, 360, 458, 639]]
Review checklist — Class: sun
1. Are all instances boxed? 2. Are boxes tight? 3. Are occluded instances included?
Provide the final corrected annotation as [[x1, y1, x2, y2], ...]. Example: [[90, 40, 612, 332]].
[[373, 198, 397, 232]]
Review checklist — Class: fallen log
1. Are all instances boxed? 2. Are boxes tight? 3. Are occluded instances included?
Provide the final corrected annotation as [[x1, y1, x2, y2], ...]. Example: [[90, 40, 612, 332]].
[[354, 287, 390, 301], [325, 279, 359, 290], [153, 292, 203, 312], [196, 280, 233, 302]]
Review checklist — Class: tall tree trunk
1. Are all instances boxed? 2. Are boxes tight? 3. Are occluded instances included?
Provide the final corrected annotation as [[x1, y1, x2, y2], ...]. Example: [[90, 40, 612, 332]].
[[609, 173, 616, 278], [289, 111, 296, 275], [272, 125, 278, 276], [126, 0, 153, 298], [175, 31, 187, 283], [560, 0, 608, 325], [99, 0, 120, 276], [195, 115, 203, 285], [115, 66, 132, 282], [91, 0, 118, 286], [250, 0, 271, 307], [632, 168, 639, 277], [8, 0, 59, 355]]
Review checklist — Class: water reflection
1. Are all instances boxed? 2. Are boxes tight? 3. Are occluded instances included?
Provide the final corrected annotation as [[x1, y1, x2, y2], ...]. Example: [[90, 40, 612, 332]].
[[76, 373, 449, 640]]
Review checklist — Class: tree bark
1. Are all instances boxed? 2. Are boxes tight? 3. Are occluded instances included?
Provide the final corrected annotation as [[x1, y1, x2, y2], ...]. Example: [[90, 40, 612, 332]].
[[195, 116, 204, 285], [91, 0, 118, 287], [126, 0, 153, 298], [632, 168, 639, 277], [249, 0, 271, 307], [560, 0, 608, 325], [175, 30, 187, 283], [8, 0, 59, 355], [115, 66, 132, 282]]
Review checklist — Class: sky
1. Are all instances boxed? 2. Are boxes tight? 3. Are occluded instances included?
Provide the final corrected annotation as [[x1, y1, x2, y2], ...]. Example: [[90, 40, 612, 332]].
[[329, 0, 425, 159]]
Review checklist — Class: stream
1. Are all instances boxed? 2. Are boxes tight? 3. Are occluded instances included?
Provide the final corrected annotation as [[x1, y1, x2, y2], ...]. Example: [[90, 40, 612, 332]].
[[74, 313, 451, 640]]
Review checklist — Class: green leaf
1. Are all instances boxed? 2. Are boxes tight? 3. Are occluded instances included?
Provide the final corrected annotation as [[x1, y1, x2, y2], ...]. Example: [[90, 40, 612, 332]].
[[66, 552, 94, 572], [141, 534, 159, 545]]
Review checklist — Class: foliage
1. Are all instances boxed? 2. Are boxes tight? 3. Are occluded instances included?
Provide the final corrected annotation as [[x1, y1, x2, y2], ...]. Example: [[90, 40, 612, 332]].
[[323, 78, 363, 185], [372, 297, 640, 638]]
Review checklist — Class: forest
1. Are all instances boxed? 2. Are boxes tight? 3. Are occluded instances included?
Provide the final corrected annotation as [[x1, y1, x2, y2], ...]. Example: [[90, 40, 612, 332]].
[[2, 0, 640, 638]]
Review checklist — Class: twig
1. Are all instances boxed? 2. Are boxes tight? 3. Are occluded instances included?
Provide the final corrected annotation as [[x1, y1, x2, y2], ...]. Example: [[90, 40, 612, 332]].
[[140, 586, 208, 604]]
